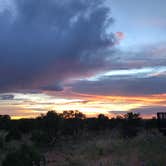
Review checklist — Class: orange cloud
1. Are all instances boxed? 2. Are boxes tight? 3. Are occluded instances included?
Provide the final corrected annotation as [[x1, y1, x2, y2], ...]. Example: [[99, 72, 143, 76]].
[[115, 32, 125, 40], [1, 89, 166, 119]]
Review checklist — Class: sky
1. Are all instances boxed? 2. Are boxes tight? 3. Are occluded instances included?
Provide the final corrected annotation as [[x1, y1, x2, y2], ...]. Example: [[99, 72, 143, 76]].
[[0, 0, 166, 119]]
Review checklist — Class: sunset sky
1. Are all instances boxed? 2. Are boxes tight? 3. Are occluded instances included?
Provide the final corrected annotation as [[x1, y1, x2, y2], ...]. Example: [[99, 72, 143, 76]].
[[0, 0, 166, 119]]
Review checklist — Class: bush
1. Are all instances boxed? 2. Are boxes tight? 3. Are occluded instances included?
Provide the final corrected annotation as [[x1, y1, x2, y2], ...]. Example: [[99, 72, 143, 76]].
[[0, 131, 7, 149], [120, 112, 142, 138], [5, 129, 21, 142], [31, 130, 50, 147], [2, 144, 46, 166]]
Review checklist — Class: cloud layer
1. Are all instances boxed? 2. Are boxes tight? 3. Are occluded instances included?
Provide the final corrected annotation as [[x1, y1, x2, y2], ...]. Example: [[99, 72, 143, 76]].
[[1, 0, 166, 118], [71, 74, 166, 96]]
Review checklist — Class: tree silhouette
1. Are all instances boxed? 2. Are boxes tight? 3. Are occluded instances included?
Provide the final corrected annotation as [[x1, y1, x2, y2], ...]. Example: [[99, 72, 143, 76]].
[[121, 112, 142, 138], [61, 110, 86, 119], [124, 112, 141, 121], [0, 115, 11, 130]]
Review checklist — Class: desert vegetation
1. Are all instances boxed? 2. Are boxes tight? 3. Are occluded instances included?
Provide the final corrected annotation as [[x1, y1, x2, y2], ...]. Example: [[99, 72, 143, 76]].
[[0, 111, 165, 166]]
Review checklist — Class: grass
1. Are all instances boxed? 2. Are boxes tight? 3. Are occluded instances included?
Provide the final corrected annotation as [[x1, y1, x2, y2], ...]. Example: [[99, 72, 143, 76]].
[[1, 130, 166, 166], [45, 130, 166, 166]]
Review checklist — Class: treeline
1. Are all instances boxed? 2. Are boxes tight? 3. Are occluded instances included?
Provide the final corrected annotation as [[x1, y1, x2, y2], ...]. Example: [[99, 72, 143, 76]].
[[0, 110, 157, 145]]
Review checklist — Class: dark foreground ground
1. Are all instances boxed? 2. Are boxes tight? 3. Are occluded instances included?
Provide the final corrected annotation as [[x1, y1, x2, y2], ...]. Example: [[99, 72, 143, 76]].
[[1, 130, 166, 166]]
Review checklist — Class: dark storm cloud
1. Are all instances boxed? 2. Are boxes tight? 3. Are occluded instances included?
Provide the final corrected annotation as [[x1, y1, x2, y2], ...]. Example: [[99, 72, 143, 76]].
[[0, 0, 115, 92], [71, 75, 166, 96], [41, 84, 64, 92]]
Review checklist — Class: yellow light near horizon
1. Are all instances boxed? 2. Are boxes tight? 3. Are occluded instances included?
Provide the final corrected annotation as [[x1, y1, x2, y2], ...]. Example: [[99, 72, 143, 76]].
[[1, 92, 166, 119]]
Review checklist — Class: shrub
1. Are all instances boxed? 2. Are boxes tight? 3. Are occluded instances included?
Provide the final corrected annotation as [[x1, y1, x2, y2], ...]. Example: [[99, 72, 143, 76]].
[[31, 130, 50, 147], [5, 129, 21, 142], [0, 131, 7, 149], [2, 144, 46, 166], [121, 112, 142, 138]]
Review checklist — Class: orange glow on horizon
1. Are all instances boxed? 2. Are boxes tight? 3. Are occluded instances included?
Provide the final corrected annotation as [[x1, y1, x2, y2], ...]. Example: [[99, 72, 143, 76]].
[[3, 92, 165, 119]]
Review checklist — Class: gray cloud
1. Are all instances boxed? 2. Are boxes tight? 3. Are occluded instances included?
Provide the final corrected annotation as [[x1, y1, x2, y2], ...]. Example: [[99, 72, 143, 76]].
[[0, 94, 14, 100], [0, 0, 115, 92], [131, 106, 166, 115], [108, 106, 166, 117], [106, 43, 166, 70], [41, 83, 64, 92], [71, 75, 166, 96]]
